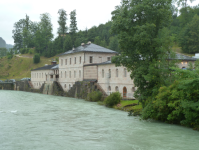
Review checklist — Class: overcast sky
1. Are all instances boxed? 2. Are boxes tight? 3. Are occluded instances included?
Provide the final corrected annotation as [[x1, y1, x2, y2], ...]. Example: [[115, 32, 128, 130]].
[[1, 0, 199, 45]]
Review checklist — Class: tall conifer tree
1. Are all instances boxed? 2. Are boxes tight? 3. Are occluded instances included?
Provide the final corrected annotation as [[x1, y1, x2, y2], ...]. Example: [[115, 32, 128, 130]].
[[70, 10, 78, 46]]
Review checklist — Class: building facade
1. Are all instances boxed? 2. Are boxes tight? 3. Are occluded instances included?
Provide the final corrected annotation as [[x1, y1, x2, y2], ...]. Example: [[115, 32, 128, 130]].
[[31, 42, 197, 98]]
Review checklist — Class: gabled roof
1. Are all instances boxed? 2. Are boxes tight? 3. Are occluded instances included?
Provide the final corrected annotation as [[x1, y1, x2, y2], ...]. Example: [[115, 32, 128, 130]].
[[31, 64, 57, 71], [58, 43, 118, 56]]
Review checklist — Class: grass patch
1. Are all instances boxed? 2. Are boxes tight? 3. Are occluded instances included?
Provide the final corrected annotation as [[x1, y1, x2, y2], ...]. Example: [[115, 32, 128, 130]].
[[172, 45, 195, 57], [0, 54, 57, 80], [113, 100, 142, 112]]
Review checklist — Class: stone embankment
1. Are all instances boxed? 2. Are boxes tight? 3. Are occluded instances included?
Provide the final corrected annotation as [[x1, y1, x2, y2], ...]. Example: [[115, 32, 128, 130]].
[[0, 80, 102, 100]]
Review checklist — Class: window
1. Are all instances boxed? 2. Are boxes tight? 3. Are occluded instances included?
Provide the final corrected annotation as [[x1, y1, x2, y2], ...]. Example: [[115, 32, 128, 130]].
[[42, 73, 43, 78], [74, 57, 76, 64], [79, 70, 81, 78], [64, 84, 66, 88], [65, 71, 66, 78], [90, 56, 93, 63], [61, 71, 62, 78], [80, 57, 81, 64], [69, 71, 71, 78], [70, 58, 71, 64], [132, 87, 135, 92], [116, 69, 118, 77], [107, 57, 111, 61], [102, 69, 104, 78], [108, 86, 111, 91], [115, 86, 119, 92], [109, 69, 111, 78], [65, 59, 67, 65], [124, 68, 127, 77], [123, 87, 127, 97], [69, 84, 71, 90], [74, 71, 76, 78], [61, 59, 63, 66]]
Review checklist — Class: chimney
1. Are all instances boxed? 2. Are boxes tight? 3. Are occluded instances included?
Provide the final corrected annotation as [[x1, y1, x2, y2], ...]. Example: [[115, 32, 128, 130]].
[[87, 41, 91, 45], [51, 61, 57, 65], [72, 45, 75, 51], [81, 43, 85, 46]]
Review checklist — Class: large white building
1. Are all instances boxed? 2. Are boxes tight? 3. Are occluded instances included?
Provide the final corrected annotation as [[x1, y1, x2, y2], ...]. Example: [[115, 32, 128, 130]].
[[31, 42, 197, 98]]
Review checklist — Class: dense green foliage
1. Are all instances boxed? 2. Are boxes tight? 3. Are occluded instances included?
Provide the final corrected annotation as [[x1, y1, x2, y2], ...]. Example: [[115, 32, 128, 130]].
[[87, 90, 102, 102], [142, 68, 199, 130], [111, 0, 174, 106], [179, 14, 199, 53], [105, 92, 121, 107], [33, 53, 40, 64]]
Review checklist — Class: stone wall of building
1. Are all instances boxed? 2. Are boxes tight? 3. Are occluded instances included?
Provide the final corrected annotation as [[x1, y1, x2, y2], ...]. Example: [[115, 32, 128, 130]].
[[31, 69, 51, 89], [97, 63, 135, 99], [83, 66, 98, 80]]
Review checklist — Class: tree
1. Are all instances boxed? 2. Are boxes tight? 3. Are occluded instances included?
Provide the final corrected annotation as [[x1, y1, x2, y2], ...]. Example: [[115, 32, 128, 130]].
[[35, 13, 53, 55], [70, 10, 78, 46], [33, 53, 40, 63], [64, 35, 72, 51], [109, 36, 120, 52], [111, 0, 173, 106], [12, 19, 25, 50], [57, 9, 68, 52], [180, 14, 199, 53], [94, 36, 101, 45]]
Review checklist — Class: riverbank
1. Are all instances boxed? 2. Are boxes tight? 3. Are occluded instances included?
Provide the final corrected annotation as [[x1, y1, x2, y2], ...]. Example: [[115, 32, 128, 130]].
[[98, 99, 142, 115]]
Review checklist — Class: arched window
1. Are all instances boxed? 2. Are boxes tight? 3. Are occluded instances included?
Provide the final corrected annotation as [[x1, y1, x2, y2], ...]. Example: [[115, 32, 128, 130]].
[[65, 59, 67, 65], [79, 70, 81, 78], [124, 68, 127, 77], [109, 69, 111, 78], [108, 86, 111, 91], [74, 57, 76, 64], [115, 86, 119, 92], [132, 87, 135, 92], [65, 71, 66, 78], [102, 69, 104, 78], [69, 71, 71, 78], [123, 87, 127, 97], [74, 71, 76, 78], [116, 69, 118, 77]]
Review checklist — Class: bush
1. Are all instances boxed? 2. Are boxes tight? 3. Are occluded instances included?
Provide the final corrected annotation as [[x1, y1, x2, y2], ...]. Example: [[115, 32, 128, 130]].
[[105, 92, 121, 107], [7, 55, 13, 59], [29, 48, 34, 54], [33, 53, 40, 64], [87, 90, 102, 102]]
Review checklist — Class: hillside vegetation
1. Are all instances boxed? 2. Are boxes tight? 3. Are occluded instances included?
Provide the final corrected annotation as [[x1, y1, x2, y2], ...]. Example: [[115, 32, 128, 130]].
[[0, 54, 58, 80]]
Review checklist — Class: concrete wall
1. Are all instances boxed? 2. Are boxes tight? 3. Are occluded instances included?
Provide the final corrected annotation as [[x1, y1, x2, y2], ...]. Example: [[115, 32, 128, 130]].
[[98, 63, 135, 99]]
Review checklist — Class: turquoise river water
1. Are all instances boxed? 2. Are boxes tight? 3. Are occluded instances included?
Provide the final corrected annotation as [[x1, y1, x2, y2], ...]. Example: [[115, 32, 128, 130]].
[[0, 90, 199, 150]]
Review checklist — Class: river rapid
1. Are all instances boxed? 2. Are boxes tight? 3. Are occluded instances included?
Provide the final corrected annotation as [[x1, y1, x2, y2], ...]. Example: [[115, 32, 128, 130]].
[[0, 90, 199, 150]]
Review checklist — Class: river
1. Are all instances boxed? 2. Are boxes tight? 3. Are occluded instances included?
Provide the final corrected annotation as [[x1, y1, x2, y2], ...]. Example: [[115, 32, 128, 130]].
[[0, 90, 199, 150]]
